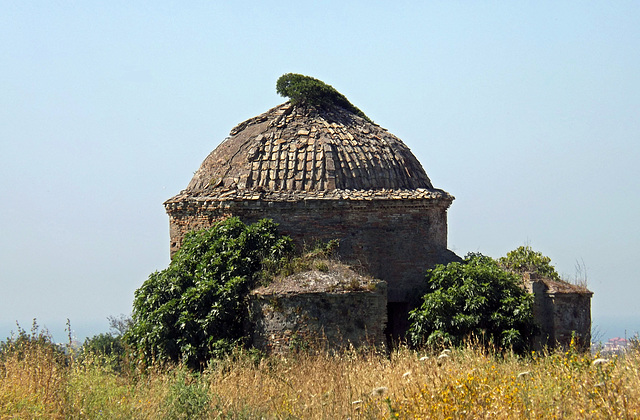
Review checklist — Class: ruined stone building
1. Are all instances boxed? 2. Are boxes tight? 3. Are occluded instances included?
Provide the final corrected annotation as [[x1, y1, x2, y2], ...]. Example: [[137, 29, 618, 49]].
[[165, 100, 459, 345], [524, 273, 593, 350], [164, 96, 592, 351]]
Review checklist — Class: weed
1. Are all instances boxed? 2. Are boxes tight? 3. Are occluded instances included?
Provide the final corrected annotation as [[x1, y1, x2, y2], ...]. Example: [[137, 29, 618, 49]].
[[163, 368, 211, 420], [3, 329, 640, 418], [314, 261, 329, 272]]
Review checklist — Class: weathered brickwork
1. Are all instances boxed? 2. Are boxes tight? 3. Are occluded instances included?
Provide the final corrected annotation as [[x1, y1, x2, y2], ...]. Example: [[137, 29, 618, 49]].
[[167, 196, 456, 302], [248, 272, 387, 353], [524, 273, 593, 350], [179, 102, 434, 195]]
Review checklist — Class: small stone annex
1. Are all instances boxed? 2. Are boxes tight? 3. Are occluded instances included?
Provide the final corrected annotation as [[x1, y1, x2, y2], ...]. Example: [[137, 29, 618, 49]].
[[248, 260, 388, 353], [164, 76, 592, 351], [523, 273, 593, 350]]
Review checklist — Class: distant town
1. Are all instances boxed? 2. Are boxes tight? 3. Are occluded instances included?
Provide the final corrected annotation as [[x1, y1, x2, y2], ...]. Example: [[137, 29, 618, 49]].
[[593, 337, 635, 355]]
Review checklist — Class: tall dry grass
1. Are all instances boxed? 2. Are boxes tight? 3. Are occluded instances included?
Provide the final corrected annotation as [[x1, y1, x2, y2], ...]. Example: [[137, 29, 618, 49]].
[[1, 337, 639, 419], [0, 337, 68, 418]]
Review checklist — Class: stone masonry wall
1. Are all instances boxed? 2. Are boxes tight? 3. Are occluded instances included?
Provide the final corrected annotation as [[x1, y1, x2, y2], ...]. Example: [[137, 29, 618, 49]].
[[525, 274, 593, 350], [247, 283, 387, 353], [528, 279, 555, 350], [166, 197, 456, 302], [549, 294, 592, 349]]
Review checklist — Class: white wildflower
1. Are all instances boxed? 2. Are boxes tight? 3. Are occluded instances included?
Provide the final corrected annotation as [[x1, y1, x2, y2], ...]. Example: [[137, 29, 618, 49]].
[[437, 353, 450, 366]]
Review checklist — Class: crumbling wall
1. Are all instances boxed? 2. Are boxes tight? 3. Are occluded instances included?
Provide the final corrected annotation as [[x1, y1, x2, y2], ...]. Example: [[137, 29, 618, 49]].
[[549, 293, 592, 348], [524, 273, 593, 350], [247, 276, 387, 353], [166, 197, 456, 302]]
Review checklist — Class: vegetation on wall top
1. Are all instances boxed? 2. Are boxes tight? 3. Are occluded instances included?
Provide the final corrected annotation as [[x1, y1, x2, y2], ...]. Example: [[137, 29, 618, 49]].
[[276, 73, 372, 122], [499, 245, 561, 281]]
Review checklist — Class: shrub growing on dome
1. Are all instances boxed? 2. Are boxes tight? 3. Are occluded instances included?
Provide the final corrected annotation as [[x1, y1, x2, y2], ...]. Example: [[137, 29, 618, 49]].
[[125, 218, 293, 369], [276, 73, 372, 122]]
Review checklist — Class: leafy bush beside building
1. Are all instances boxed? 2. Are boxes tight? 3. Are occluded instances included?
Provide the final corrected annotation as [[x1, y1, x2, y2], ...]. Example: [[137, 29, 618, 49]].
[[408, 253, 538, 353], [125, 217, 293, 369]]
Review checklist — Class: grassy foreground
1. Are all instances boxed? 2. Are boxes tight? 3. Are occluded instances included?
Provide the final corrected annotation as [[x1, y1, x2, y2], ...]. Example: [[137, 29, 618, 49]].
[[1, 338, 638, 419]]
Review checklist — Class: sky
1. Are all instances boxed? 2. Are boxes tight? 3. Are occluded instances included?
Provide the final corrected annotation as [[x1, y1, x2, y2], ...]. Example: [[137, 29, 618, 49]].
[[1, 2, 639, 343]]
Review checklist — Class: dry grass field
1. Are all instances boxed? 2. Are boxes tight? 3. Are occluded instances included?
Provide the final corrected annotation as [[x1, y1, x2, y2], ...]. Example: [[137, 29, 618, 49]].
[[1, 336, 638, 419]]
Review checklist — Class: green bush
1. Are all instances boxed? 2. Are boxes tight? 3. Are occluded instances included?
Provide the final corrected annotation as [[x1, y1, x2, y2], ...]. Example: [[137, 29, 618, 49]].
[[125, 218, 293, 369], [78, 315, 131, 371], [163, 368, 212, 420], [276, 73, 372, 122], [79, 333, 126, 371], [0, 320, 69, 365], [408, 253, 537, 353], [81, 333, 124, 357], [499, 245, 561, 281]]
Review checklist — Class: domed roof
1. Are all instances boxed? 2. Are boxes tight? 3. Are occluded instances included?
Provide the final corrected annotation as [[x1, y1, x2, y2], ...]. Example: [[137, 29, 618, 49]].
[[166, 102, 452, 203]]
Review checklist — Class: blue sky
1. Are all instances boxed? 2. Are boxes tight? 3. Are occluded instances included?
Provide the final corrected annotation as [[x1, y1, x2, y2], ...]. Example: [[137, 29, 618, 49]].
[[1, 2, 639, 342]]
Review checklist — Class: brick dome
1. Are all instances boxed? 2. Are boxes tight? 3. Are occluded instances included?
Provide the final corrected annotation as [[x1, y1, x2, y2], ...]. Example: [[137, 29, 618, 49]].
[[166, 102, 451, 204]]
